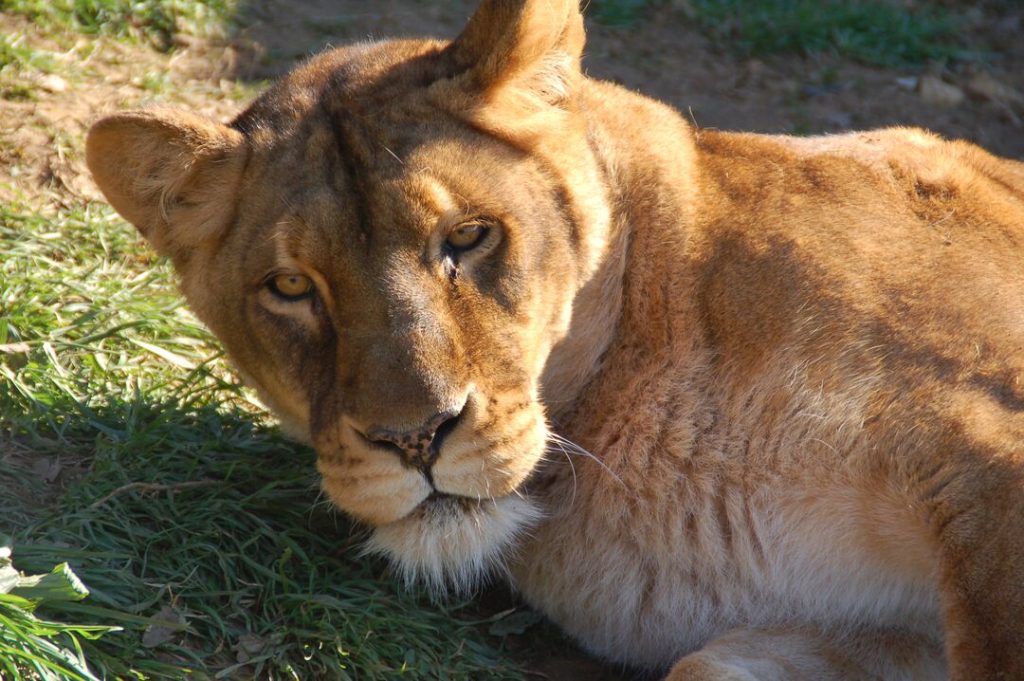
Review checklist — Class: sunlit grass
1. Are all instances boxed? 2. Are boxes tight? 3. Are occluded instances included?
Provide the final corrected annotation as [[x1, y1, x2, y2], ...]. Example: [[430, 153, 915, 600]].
[[0, 0, 237, 49]]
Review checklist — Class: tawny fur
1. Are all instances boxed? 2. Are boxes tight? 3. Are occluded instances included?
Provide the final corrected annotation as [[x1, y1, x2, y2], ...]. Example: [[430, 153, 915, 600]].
[[86, 2, 1024, 679]]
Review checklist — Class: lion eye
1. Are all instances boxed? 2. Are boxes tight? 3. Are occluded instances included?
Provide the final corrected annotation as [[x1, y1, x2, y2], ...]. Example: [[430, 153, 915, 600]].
[[268, 273, 314, 301], [445, 222, 488, 252]]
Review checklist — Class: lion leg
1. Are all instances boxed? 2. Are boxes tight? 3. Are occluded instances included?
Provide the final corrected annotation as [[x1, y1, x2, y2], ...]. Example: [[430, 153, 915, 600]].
[[664, 627, 945, 681], [919, 452, 1024, 680]]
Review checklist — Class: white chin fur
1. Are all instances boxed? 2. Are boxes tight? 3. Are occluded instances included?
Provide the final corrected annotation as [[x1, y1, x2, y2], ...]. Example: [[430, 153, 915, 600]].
[[363, 495, 541, 596]]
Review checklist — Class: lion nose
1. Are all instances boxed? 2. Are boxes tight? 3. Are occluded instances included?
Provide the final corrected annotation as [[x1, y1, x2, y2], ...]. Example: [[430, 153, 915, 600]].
[[365, 407, 463, 474]]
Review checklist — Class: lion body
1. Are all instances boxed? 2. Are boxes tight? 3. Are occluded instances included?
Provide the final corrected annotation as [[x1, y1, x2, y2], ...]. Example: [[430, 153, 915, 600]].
[[518, 88, 1024, 677], [88, 2, 1024, 679]]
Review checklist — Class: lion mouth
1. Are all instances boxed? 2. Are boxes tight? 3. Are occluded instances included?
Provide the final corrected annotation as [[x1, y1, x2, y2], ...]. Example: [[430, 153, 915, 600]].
[[417, 490, 476, 514]]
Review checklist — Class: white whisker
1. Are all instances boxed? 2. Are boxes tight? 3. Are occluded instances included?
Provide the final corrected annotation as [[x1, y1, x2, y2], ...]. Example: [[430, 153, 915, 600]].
[[546, 431, 627, 489], [547, 438, 578, 508]]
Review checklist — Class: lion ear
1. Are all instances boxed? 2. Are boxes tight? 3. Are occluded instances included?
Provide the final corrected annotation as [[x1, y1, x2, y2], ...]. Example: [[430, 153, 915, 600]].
[[446, 0, 585, 114], [86, 109, 247, 260]]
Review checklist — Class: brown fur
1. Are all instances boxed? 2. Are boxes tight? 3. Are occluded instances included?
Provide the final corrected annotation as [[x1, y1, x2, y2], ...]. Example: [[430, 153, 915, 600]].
[[86, 2, 1024, 679]]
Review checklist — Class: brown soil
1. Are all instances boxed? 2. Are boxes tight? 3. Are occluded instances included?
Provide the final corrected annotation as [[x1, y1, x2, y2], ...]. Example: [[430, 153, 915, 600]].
[[3, 2, 1021, 679]]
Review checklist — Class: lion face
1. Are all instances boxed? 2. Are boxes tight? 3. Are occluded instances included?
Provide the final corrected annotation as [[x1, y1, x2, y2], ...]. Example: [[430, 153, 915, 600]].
[[218, 101, 581, 588], [87, 1, 608, 589]]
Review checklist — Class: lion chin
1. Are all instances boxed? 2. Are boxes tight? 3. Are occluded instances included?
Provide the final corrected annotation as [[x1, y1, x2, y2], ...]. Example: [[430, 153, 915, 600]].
[[363, 493, 542, 596]]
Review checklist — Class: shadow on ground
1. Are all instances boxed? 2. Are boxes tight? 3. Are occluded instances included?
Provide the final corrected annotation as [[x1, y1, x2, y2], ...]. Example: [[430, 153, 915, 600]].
[[223, 0, 1024, 158], [3, 385, 648, 680]]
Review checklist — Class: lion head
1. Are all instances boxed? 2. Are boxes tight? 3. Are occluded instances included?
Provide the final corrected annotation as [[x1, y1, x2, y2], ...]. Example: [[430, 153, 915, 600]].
[[87, 0, 613, 591]]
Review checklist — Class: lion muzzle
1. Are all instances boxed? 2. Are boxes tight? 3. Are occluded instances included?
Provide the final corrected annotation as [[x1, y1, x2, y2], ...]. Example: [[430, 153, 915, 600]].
[[361, 403, 465, 478]]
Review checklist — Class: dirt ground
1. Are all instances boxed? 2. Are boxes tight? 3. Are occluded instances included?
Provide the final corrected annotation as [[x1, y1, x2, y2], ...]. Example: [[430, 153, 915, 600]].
[[3, 2, 1022, 679], [236, 0, 1024, 158]]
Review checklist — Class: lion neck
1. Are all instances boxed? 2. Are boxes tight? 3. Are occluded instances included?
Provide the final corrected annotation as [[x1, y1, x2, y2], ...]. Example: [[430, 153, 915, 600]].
[[539, 79, 702, 423]]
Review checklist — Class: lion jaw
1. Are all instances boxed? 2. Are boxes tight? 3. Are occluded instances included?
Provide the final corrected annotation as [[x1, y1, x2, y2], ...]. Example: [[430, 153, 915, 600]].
[[363, 493, 543, 595]]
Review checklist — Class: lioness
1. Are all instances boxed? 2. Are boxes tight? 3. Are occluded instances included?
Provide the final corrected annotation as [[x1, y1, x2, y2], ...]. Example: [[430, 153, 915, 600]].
[[86, 1, 1024, 679]]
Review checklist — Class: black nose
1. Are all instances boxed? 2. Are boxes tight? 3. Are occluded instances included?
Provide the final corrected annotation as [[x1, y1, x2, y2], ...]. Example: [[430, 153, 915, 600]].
[[365, 407, 463, 473]]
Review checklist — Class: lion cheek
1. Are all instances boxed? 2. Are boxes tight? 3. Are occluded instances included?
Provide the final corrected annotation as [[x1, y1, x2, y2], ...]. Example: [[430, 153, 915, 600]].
[[432, 420, 548, 498], [432, 449, 541, 499], [317, 462, 432, 526]]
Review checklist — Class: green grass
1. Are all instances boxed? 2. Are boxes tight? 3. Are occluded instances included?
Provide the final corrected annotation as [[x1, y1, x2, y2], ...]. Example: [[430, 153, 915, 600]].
[[588, 0, 972, 66], [0, 0, 237, 50], [0, 33, 56, 72], [590, 0, 657, 26], [1, 545, 117, 681], [689, 0, 967, 67], [0, 202, 526, 679]]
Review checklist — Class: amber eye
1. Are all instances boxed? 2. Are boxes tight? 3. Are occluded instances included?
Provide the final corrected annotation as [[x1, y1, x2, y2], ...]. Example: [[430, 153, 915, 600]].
[[268, 273, 314, 301], [445, 222, 488, 252]]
